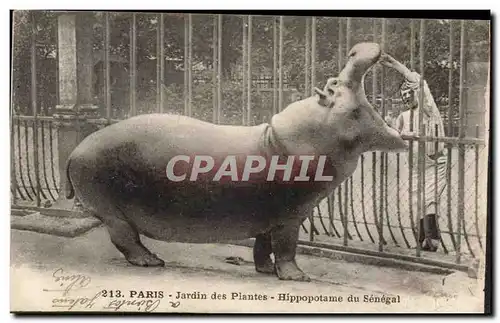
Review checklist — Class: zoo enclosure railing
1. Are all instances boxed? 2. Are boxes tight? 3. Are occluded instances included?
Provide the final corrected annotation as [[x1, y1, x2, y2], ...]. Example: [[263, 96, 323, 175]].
[[11, 12, 489, 269]]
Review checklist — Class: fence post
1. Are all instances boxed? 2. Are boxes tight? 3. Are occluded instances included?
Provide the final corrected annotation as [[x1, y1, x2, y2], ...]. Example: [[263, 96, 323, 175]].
[[51, 12, 100, 212], [30, 12, 41, 207], [456, 20, 467, 264], [416, 19, 427, 258], [129, 13, 137, 117]]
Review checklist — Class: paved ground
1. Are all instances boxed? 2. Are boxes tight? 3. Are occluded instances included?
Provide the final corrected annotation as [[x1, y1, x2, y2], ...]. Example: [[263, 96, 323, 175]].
[[10, 226, 485, 314]]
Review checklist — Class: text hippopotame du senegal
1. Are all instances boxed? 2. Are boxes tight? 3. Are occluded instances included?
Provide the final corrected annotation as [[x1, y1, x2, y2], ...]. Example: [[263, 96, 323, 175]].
[[174, 292, 401, 305]]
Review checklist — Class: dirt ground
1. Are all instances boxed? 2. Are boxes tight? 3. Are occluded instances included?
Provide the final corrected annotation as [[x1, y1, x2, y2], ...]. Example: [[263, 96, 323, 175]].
[[10, 226, 485, 314]]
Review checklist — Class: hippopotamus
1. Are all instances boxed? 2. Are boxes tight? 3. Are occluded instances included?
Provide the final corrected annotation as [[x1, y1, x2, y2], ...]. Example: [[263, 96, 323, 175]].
[[65, 42, 407, 282]]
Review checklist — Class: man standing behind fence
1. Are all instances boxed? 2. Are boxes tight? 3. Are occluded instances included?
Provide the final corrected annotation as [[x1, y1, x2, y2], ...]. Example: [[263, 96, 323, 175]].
[[379, 53, 448, 252]]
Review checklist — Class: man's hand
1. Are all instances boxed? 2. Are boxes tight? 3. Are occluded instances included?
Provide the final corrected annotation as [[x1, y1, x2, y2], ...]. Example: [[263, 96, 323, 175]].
[[378, 52, 399, 69], [379, 52, 414, 80]]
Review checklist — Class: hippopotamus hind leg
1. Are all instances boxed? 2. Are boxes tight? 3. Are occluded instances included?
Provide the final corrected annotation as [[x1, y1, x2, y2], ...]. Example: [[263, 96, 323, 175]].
[[100, 207, 165, 267], [253, 233, 275, 274]]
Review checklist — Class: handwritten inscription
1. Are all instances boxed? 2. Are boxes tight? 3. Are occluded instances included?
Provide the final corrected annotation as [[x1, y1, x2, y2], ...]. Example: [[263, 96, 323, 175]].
[[51, 291, 103, 311], [49, 268, 92, 296], [103, 299, 161, 312], [43, 268, 165, 312]]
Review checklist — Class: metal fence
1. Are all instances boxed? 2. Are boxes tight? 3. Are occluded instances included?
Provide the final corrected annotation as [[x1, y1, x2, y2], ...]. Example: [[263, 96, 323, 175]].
[[11, 12, 490, 269]]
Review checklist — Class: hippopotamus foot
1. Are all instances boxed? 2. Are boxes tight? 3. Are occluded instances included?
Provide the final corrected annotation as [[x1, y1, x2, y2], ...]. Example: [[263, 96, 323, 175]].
[[275, 259, 311, 282], [271, 223, 311, 282], [103, 213, 165, 267], [126, 252, 165, 267], [253, 233, 275, 274]]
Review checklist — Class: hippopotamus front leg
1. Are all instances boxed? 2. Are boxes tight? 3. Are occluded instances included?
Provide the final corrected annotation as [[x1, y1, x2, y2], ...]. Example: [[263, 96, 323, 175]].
[[253, 232, 275, 274], [271, 221, 311, 282]]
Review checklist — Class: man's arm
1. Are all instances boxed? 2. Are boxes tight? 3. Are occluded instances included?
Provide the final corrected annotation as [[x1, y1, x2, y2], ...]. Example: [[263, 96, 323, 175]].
[[379, 53, 418, 82], [380, 53, 436, 117]]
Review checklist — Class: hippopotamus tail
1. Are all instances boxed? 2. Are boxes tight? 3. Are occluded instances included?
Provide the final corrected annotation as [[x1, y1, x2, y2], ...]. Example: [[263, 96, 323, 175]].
[[65, 158, 75, 199]]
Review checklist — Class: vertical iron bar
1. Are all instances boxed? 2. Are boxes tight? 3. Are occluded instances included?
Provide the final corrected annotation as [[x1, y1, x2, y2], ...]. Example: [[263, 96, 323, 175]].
[[328, 193, 340, 237], [310, 16, 316, 95], [48, 121, 58, 194], [344, 172, 348, 245], [410, 19, 416, 131], [337, 188, 344, 240], [55, 20, 60, 112], [436, 125, 448, 253], [379, 18, 387, 251], [346, 17, 352, 53], [456, 19, 466, 264], [17, 120, 32, 200], [183, 14, 189, 117], [381, 19, 398, 247], [40, 121, 55, 201], [474, 125, 483, 251], [447, 20, 457, 250], [350, 176, 362, 241], [330, 192, 340, 238], [129, 13, 137, 117], [397, 149, 411, 247], [272, 17, 278, 115], [212, 15, 218, 123], [309, 209, 314, 241], [385, 154, 398, 245], [11, 118, 18, 202], [278, 16, 284, 112], [160, 14, 165, 112], [24, 120, 36, 197], [410, 20, 416, 71], [361, 155, 375, 242], [242, 16, 247, 125], [156, 13, 161, 114], [408, 19, 417, 243], [31, 12, 41, 207], [416, 19, 426, 258], [304, 17, 310, 97], [448, 20, 455, 135], [217, 14, 222, 124], [105, 12, 111, 120], [338, 18, 344, 72], [247, 15, 252, 125], [11, 41, 18, 203], [316, 205, 331, 236], [372, 18, 381, 245], [188, 14, 193, 117], [11, 117, 18, 204], [157, 13, 164, 114], [338, 17, 347, 246], [308, 16, 315, 239], [345, 17, 352, 245], [13, 120, 25, 200]]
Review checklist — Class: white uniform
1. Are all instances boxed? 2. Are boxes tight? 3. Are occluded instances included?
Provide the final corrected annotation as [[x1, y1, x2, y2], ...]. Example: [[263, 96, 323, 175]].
[[395, 72, 448, 216]]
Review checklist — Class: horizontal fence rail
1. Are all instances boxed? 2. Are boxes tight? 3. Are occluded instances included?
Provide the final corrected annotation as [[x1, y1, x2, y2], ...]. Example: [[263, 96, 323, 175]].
[[11, 12, 490, 268], [11, 114, 488, 264]]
